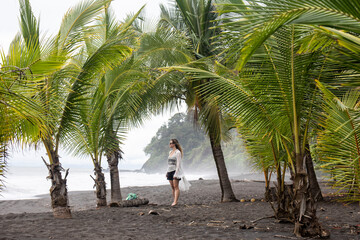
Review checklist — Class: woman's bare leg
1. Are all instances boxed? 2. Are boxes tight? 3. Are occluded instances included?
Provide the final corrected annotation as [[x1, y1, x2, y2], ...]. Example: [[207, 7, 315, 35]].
[[172, 179, 180, 206], [169, 180, 175, 199]]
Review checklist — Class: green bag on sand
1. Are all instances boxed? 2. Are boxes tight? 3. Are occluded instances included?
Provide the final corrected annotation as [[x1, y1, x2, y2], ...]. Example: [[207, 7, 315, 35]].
[[126, 193, 138, 200]]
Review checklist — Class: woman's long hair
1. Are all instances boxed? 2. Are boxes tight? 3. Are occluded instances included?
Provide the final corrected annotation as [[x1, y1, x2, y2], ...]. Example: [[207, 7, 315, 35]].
[[171, 139, 183, 157]]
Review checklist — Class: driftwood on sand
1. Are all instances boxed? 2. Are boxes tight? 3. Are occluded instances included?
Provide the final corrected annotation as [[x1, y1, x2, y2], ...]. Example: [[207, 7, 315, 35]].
[[109, 198, 149, 207]]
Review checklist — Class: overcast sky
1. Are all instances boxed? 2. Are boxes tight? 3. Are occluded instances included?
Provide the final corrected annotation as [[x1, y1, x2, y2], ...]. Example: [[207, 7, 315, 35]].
[[1, 0, 186, 170], [0, 0, 170, 49]]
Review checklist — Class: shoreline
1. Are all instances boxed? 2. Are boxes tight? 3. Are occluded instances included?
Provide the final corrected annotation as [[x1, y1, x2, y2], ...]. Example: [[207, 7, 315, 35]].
[[0, 177, 329, 214], [0, 179, 223, 214], [0, 171, 267, 201]]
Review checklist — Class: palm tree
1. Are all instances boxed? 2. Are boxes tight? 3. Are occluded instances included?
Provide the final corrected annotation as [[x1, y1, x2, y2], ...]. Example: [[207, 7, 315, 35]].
[[213, 0, 360, 236], [0, 0, 70, 210], [6, 0, 133, 218], [101, 7, 150, 205], [141, 0, 238, 202], [65, 5, 148, 206], [67, 79, 113, 207], [170, 23, 338, 236]]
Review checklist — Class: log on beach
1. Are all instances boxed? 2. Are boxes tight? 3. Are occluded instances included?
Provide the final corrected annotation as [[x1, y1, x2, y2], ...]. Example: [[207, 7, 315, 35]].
[[121, 198, 149, 207], [109, 198, 149, 207]]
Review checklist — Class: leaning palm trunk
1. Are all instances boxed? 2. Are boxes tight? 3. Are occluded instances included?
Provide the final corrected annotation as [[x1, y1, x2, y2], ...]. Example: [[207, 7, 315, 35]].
[[304, 146, 323, 202], [106, 149, 122, 205], [92, 163, 107, 207], [209, 134, 238, 202], [42, 153, 71, 219]]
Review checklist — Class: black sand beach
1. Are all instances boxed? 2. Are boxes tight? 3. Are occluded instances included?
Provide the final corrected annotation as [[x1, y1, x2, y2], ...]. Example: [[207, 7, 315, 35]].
[[0, 179, 359, 239]]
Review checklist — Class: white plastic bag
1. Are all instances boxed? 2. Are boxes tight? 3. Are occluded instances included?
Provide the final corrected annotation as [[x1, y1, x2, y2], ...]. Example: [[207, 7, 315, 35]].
[[179, 176, 191, 191]]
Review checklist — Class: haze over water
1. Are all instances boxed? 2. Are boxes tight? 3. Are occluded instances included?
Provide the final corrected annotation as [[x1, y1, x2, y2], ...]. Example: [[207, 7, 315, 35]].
[[1, 166, 207, 200], [1, 165, 263, 201]]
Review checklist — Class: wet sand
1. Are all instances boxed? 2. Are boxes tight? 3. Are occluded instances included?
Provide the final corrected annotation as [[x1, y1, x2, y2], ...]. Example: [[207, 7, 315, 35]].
[[0, 179, 359, 239]]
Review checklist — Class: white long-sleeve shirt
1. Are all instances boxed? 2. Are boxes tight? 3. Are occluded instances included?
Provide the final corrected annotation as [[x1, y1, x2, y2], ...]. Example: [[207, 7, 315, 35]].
[[167, 149, 191, 191], [167, 149, 183, 177]]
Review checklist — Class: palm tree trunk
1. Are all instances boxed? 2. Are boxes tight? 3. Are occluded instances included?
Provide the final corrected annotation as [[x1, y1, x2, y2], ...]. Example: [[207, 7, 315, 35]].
[[93, 163, 107, 207], [263, 166, 271, 201], [106, 150, 122, 204], [270, 140, 290, 219], [304, 146, 323, 202], [209, 134, 238, 202], [292, 154, 329, 238], [42, 152, 71, 219]]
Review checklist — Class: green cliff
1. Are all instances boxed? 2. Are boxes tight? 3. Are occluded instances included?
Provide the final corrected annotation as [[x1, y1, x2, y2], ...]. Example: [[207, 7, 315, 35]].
[[141, 113, 250, 174]]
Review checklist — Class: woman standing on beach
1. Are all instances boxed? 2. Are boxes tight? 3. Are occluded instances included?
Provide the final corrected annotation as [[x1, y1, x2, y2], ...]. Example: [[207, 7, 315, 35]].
[[166, 139, 190, 206]]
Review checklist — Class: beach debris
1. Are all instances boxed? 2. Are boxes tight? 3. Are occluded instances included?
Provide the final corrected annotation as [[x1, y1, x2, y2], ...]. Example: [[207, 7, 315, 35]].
[[320, 207, 326, 211], [121, 198, 149, 207], [251, 215, 275, 223], [274, 235, 298, 239], [189, 221, 196, 226], [160, 208, 171, 212], [207, 223, 223, 227], [138, 212, 145, 216], [331, 223, 360, 234], [126, 193, 138, 200], [148, 210, 160, 215], [240, 199, 246, 202], [209, 220, 225, 223], [254, 226, 270, 231], [332, 223, 341, 229], [251, 198, 256, 202], [198, 177, 203, 180], [207, 220, 228, 228], [232, 220, 244, 224], [350, 224, 360, 234], [239, 224, 254, 229]]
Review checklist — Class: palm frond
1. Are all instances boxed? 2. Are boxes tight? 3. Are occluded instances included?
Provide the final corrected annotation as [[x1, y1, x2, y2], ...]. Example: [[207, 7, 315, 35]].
[[18, 0, 40, 57], [56, 33, 133, 149], [316, 80, 360, 202], [56, 0, 111, 53], [217, 0, 360, 70], [138, 27, 193, 67]]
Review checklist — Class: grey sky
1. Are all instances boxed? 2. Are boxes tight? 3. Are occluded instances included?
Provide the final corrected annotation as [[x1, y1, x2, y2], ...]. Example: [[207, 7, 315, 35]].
[[1, 0, 186, 170], [0, 0, 168, 50]]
